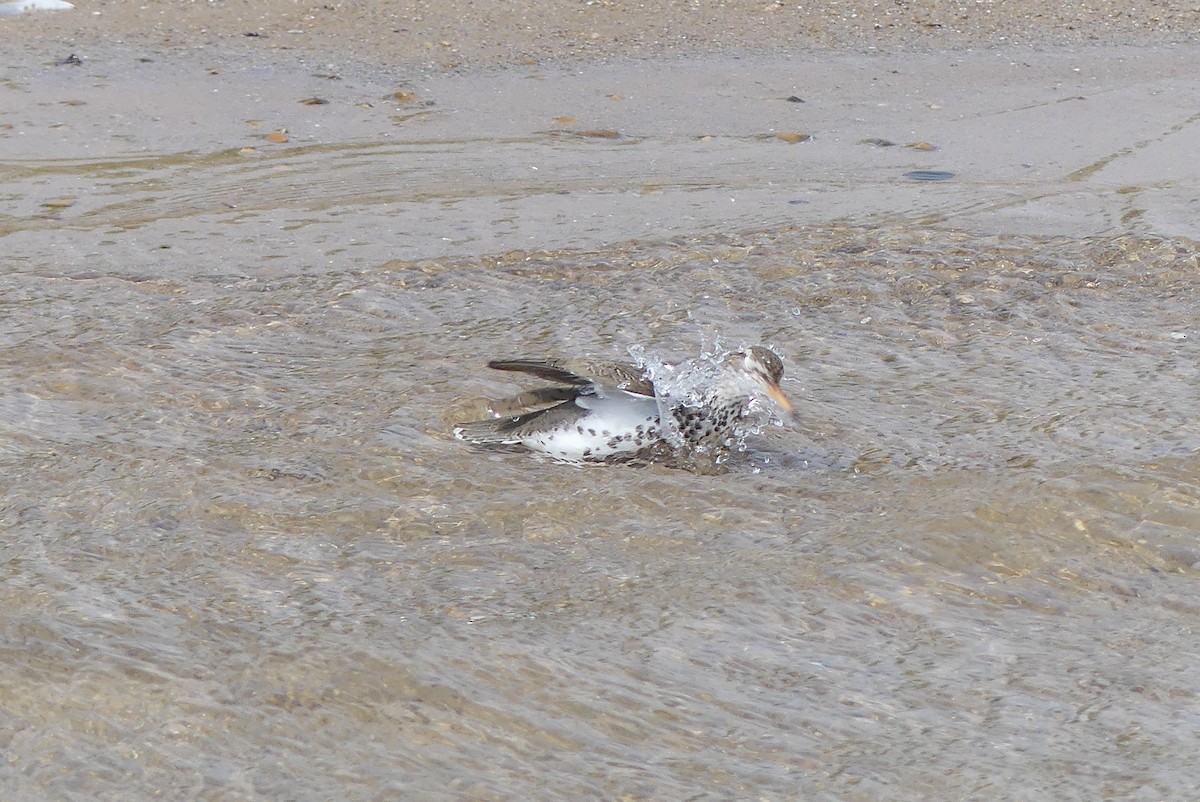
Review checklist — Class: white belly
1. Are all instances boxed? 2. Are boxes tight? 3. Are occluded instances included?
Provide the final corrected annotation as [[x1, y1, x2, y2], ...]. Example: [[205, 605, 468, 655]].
[[530, 392, 660, 461]]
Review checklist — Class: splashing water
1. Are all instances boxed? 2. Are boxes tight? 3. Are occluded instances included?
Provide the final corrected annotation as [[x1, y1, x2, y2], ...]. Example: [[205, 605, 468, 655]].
[[627, 342, 783, 455]]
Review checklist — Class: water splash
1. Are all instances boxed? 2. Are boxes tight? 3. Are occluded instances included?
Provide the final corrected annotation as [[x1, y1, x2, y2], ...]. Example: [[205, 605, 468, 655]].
[[627, 342, 784, 454]]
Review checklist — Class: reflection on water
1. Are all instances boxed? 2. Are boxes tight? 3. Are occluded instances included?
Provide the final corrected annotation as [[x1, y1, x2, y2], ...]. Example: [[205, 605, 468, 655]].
[[3, 148, 1200, 799]]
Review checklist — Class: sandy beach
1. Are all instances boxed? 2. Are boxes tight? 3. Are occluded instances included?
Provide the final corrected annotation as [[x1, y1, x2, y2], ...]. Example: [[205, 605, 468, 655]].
[[6, 0, 1200, 69], [3, 3, 1200, 801], [5, 2, 1200, 259]]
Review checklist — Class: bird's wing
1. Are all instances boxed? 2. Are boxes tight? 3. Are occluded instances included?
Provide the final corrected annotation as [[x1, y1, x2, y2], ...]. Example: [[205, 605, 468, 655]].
[[486, 358, 655, 397], [486, 359, 593, 386]]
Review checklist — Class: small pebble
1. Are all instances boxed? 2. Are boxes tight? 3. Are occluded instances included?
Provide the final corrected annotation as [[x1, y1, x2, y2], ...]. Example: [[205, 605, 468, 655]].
[[776, 132, 811, 144]]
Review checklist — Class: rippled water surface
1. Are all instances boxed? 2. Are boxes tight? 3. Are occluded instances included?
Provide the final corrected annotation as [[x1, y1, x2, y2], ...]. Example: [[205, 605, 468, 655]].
[[3, 48, 1200, 802]]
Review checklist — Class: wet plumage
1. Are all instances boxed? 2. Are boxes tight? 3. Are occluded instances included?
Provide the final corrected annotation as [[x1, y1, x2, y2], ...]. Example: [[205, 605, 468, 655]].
[[453, 346, 795, 463]]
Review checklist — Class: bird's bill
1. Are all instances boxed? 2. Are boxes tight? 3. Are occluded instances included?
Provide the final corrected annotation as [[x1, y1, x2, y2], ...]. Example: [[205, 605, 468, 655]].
[[764, 383, 797, 418]]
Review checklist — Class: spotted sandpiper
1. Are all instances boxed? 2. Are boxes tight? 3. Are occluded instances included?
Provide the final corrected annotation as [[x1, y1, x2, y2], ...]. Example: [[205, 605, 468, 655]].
[[453, 346, 796, 463]]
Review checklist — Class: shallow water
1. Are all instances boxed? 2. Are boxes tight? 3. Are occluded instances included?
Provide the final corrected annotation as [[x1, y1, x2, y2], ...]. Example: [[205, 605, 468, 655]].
[[5, 222, 1199, 800], [3, 47, 1200, 802]]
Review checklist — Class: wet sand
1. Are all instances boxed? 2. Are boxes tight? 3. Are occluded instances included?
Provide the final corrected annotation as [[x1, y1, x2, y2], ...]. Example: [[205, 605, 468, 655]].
[[6, 0, 1200, 261], [5, 33, 1200, 263]]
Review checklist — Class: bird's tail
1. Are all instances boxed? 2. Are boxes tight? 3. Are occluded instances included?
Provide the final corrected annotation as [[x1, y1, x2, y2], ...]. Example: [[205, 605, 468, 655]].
[[452, 418, 523, 446]]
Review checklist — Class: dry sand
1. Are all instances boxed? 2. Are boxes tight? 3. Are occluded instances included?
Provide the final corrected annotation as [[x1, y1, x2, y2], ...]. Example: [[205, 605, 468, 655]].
[[4, 0, 1200, 70]]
